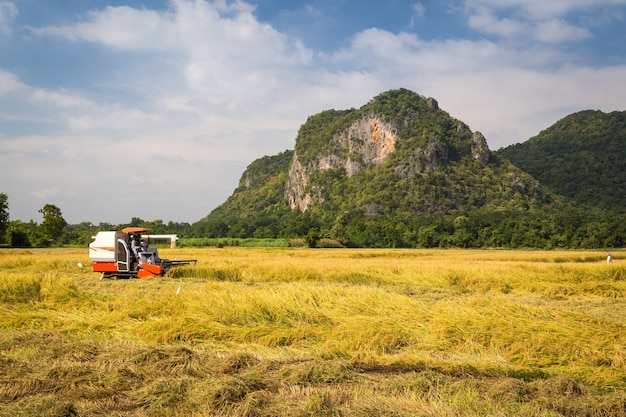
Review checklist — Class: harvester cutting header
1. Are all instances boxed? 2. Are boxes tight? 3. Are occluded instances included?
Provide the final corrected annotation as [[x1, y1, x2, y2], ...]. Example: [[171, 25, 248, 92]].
[[89, 227, 196, 279]]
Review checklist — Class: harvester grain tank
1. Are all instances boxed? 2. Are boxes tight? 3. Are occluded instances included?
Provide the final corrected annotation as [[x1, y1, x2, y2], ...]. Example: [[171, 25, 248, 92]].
[[89, 227, 196, 279]]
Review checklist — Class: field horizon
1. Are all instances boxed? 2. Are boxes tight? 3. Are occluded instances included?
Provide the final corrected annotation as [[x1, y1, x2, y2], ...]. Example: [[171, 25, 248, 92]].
[[1, 247, 625, 416]]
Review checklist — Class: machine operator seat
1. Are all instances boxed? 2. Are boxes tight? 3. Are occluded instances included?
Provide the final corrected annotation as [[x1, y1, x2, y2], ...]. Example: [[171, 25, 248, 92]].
[[142, 244, 161, 263]]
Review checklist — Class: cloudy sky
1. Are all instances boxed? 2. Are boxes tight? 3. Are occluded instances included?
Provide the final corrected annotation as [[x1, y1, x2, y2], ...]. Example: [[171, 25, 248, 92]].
[[1, 0, 625, 225]]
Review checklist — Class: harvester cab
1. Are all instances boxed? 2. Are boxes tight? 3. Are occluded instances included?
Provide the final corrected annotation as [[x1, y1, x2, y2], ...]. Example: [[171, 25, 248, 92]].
[[89, 227, 197, 279]]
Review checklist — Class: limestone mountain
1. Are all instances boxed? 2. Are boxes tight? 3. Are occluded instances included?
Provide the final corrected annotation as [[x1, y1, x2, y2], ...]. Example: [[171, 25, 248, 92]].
[[496, 110, 626, 214], [282, 90, 525, 217], [194, 89, 569, 247]]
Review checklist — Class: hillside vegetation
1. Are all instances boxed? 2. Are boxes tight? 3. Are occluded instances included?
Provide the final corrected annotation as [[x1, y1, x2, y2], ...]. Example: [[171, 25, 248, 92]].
[[5, 90, 623, 250], [497, 110, 626, 213], [192, 89, 625, 249], [1, 248, 626, 416]]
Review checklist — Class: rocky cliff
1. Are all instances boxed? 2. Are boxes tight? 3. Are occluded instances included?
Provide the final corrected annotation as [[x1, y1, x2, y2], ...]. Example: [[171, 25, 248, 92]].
[[197, 88, 555, 246], [285, 91, 492, 212], [286, 114, 399, 211]]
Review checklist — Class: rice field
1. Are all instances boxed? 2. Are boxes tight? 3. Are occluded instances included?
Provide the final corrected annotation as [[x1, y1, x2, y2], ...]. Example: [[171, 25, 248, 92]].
[[1, 247, 625, 416]]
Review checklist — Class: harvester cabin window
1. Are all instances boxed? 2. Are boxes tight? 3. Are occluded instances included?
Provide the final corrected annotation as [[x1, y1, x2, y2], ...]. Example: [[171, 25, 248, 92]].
[[116, 239, 131, 272]]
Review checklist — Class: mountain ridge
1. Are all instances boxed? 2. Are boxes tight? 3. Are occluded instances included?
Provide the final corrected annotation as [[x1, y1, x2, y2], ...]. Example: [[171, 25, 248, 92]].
[[497, 109, 626, 213], [192, 89, 624, 248]]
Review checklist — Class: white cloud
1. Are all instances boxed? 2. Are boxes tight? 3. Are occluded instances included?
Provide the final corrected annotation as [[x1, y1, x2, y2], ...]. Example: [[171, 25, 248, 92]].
[[533, 19, 592, 43], [0, 1, 16, 34], [66, 106, 151, 131], [2, 0, 626, 223], [465, 0, 626, 20], [30, 89, 96, 109], [337, 27, 561, 74], [329, 27, 626, 150], [425, 65, 626, 149], [31, 187, 62, 200], [467, 9, 592, 43], [0, 68, 24, 94], [32, 0, 313, 116], [412, 2, 426, 17], [31, 5, 173, 49], [463, 0, 626, 43], [466, 7, 526, 38]]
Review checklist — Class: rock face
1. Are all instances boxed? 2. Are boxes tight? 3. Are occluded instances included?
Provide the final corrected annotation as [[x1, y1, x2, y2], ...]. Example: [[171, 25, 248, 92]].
[[286, 114, 398, 211], [198, 88, 555, 244], [285, 91, 492, 212], [471, 131, 490, 166]]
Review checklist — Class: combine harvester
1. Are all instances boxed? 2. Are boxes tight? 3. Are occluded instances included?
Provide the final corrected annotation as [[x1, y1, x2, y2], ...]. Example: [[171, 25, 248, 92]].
[[89, 227, 197, 279]]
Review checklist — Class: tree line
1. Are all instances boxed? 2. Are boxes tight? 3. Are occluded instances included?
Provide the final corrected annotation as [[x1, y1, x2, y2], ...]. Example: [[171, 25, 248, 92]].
[[2, 192, 623, 249], [0, 193, 68, 247], [190, 204, 625, 249], [0, 193, 191, 247]]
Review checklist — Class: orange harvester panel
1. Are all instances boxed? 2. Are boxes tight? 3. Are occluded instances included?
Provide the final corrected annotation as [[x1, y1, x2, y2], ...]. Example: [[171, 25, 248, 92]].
[[137, 263, 164, 278], [92, 261, 118, 272]]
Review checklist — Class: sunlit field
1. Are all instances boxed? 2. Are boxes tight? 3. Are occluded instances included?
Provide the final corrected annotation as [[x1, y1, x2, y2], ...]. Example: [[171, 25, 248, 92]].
[[1, 247, 625, 416]]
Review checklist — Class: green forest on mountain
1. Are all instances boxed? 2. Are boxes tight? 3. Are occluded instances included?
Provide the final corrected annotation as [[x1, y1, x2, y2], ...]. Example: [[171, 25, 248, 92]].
[[498, 110, 626, 214], [189, 90, 626, 249], [2, 90, 625, 249], [189, 154, 625, 249]]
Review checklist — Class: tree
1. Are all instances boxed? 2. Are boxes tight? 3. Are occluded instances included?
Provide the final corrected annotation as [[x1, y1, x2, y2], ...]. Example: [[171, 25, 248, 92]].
[[7, 220, 35, 247], [39, 204, 68, 245], [306, 228, 320, 248], [0, 193, 8, 245]]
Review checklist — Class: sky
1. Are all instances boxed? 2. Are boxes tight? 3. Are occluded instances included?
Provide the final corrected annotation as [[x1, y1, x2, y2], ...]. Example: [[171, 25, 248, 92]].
[[1, 0, 625, 225]]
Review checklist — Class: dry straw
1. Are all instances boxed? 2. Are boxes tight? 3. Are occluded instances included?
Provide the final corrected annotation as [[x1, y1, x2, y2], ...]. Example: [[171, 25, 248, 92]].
[[1, 247, 625, 416]]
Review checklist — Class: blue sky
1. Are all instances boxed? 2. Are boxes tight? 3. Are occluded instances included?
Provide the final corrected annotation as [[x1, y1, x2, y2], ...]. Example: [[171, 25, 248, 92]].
[[1, 0, 625, 224]]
